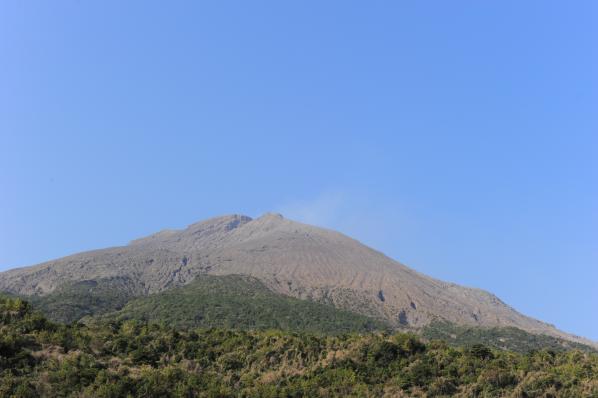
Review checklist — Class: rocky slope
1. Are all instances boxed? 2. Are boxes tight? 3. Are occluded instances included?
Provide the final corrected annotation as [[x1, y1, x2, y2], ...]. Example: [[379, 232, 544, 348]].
[[0, 213, 593, 347]]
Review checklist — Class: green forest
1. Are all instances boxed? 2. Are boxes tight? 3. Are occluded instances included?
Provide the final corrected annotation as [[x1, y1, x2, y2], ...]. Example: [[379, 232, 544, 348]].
[[1, 295, 597, 397], [22, 274, 592, 355]]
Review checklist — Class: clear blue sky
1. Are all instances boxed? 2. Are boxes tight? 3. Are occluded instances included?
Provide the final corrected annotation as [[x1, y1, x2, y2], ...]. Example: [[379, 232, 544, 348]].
[[1, 1, 596, 340]]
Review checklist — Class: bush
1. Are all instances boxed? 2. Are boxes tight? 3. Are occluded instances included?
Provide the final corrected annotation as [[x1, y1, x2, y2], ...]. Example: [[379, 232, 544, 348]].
[[0, 296, 596, 397]]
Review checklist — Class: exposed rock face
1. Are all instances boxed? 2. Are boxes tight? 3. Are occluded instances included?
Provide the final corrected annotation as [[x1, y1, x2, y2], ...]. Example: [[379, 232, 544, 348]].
[[0, 213, 593, 346]]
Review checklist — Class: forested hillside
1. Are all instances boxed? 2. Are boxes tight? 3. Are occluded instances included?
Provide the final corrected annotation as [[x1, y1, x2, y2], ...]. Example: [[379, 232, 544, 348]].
[[21, 274, 593, 354], [2, 213, 588, 348], [96, 275, 388, 333], [1, 296, 596, 397], [422, 321, 594, 354]]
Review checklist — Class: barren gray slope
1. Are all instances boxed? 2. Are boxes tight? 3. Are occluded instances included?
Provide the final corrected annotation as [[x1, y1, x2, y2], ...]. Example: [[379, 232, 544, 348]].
[[0, 213, 593, 346]]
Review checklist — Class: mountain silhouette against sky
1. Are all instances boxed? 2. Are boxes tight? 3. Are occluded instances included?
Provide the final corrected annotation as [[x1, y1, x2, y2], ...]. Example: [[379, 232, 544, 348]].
[[1, 213, 594, 349]]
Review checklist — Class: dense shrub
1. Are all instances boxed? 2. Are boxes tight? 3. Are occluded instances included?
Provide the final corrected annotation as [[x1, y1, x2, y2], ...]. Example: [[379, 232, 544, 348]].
[[0, 296, 596, 397]]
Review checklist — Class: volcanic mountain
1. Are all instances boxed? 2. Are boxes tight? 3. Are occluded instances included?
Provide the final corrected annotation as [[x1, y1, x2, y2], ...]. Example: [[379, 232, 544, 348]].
[[0, 213, 592, 347]]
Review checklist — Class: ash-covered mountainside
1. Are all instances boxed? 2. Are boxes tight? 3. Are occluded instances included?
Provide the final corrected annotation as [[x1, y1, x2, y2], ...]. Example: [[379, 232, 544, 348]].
[[0, 213, 593, 347]]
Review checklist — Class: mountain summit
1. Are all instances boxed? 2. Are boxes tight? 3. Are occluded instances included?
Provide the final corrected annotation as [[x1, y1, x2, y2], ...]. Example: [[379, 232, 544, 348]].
[[0, 213, 592, 346]]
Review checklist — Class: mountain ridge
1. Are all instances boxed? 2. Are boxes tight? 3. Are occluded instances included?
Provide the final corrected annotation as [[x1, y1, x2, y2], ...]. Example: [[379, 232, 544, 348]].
[[0, 212, 594, 348]]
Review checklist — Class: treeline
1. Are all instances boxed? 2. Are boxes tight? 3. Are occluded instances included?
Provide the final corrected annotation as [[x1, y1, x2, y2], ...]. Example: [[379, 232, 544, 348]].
[[27, 275, 389, 333], [422, 321, 595, 354], [1, 296, 597, 397]]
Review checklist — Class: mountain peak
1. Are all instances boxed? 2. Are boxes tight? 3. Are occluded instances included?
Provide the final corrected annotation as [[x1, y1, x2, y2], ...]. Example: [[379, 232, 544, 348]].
[[1, 212, 593, 348], [258, 212, 284, 220], [129, 214, 252, 247], [186, 214, 253, 231]]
